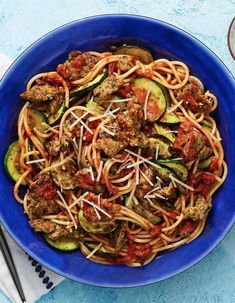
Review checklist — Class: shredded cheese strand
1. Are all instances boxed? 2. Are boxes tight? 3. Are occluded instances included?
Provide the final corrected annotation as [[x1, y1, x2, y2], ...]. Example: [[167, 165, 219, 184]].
[[56, 190, 77, 229], [93, 206, 101, 220], [86, 243, 103, 259], [140, 170, 154, 186], [167, 100, 183, 113], [124, 149, 162, 170], [81, 198, 112, 218], [144, 90, 151, 120], [135, 148, 141, 185], [69, 111, 89, 130], [100, 125, 115, 137], [70, 111, 93, 134], [97, 161, 103, 182], [89, 108, 120, 121], [169, 174, 194, 191], [26, 158, 45, 164], [68, 192, 89, 209]]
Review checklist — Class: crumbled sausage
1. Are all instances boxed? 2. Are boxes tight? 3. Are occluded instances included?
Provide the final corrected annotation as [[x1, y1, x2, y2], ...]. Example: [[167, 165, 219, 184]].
[[94, 75, 123, 101], [157, 182, 176, 200], [118, 129, 149, 147], [184, 195, 211, 220], [75, 169, 106, 193], [20, 80, 63, 115], [57, 51, 99, 81], [174, 121, 212, 162], [111, 221, 128, 249], [51, 160, 78, 190], [117, 56, 134, 72], [136, 167, 155, 198], [27, 174, 60, 219], [96, 110, 149, 157], [20, 81, 59, 103], [96, 137, 124, 157], [116, 110, 141, 130], [127, 98, 144, 121], [116, 110, 148, 148], [174, 76, 213, 114], [30, 219, 84, 240], [60, 110, 83, 149], [45, 135, 61, 157]]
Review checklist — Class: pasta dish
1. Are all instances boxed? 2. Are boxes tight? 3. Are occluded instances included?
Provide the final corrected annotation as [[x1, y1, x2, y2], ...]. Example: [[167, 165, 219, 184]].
[[4, 45, 227, 266]]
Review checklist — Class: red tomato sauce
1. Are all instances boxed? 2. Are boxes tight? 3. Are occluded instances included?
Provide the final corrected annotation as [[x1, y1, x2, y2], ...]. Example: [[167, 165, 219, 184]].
[[36, 181, 57, 200], [190, 172, 216, 198], [150, 224, 162, 236], [178, 220, 196, 236]]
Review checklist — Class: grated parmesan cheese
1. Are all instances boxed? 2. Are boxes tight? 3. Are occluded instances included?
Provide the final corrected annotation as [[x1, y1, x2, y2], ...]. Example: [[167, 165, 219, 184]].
[[144, 186, 161, 198], [89, 165, 95, 181], [103, 97, 133, 103], [155, 144, 159, 161], [126, 185, 136, 208], [56, 190, 77, 229], [169, 174, 194, 191], [86, 243, 103, 259], [89, 108, 120, 122], [144, 90, 151, 120], [68, 192, 89, 210], [124, 149, 162, 170], [81, 198, 112, 218], [140, 169, 154, 186], [135, 148, 141, 185], [69, 111, 89, 130], [100, 125, 115, 137], [98, 194, 101, 207], [146, 197, 153, 205], [26, 158, 45, 164], [93, 206, 101, 220], [96, 161, 103, 182], [167, 100, 183, 114]]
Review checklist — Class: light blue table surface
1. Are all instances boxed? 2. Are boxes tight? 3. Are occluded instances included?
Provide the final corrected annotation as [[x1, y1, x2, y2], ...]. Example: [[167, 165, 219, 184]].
[[0, 1, 234, 302]]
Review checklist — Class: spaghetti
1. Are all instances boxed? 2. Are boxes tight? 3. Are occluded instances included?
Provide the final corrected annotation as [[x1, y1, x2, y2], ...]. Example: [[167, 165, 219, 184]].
[[4, 45, 227, 266]]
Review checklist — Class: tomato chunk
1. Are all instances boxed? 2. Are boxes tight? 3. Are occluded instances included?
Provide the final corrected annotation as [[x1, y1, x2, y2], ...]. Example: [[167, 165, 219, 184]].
[[178, 220, 196, 236], [190, 172, 216, 198]]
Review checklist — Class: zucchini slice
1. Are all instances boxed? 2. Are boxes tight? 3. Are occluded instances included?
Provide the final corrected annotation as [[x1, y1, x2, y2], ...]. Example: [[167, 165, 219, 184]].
[[160, 199, 176, 210], [71, 69, 107, 98], [154, 124, 176, 143], [48, 103, 65, 125], [132, 77, 166, 122], [160, 111, 180, 125], [133, 204, 162, 224], [114, 45, 153, 64], [79, 210, 118, 234], [125, 196, 133, 209], [4, 141, 27, 186], [28, 140, 44, 171], [27, 108, 47, 142], [202, 123, 213, 133], [111, 221, 127, 250], [154, 165, 177, 183], [44, 235, 80, 252], [158, 86, 180, 125], [85, 242, 116, 257], [152, 84, 180, 125], [149, 134, 174, 159], [199, 156, 213, 169], [157, 159, 188, 182], [86, 99, 105, 114]]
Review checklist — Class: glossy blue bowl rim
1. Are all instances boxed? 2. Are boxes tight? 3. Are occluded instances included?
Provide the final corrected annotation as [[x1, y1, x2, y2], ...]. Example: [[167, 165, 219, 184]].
[[0, 14, 235, 287]]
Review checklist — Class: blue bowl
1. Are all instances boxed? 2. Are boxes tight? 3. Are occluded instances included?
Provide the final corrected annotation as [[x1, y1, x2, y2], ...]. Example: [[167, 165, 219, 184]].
[[0, 15, 235, 287]]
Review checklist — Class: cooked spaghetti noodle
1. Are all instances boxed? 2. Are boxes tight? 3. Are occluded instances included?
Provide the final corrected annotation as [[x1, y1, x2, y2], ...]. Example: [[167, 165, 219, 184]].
[[4, 45, 227, 266]]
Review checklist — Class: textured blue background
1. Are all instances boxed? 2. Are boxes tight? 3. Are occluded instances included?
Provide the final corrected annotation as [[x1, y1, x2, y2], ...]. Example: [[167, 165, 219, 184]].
[[0, 1, 234, 302]]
